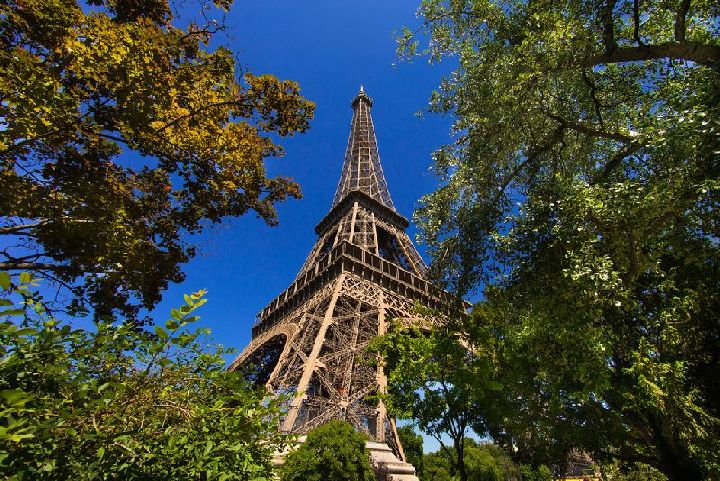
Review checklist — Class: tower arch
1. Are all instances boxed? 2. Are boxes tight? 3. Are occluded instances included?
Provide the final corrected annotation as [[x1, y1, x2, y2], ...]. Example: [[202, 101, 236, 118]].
[[229, 323, 298, 389]]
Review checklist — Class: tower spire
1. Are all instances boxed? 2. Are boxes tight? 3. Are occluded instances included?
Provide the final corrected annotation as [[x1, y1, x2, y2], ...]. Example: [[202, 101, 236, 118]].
[[332, 87, 395, 210]]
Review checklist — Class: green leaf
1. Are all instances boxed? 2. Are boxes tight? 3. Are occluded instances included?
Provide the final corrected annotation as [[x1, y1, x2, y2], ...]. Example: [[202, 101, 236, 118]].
[[14, 328, 37, 336], [0, 390, 31, 407], [154, 326, 168, 340], [0, 272, 10, 290]]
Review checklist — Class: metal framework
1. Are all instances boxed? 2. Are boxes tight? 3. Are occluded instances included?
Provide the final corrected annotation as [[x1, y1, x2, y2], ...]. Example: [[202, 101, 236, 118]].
[[230, 88, 453, 460]]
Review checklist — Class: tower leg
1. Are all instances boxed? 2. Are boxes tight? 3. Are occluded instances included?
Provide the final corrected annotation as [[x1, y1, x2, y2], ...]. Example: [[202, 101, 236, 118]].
[[281, 274, 346, 432], [375, 290, 388, 442]]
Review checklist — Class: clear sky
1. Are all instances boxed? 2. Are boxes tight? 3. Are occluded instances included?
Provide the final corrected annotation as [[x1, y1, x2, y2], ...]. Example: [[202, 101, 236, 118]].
[[151, 0, 458, 451]]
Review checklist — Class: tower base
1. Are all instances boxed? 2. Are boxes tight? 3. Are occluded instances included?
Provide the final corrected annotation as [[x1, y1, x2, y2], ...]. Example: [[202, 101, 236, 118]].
[[367, 441, 420, 481]]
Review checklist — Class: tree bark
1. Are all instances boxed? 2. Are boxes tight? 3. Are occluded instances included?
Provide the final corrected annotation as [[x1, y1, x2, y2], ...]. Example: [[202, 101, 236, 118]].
[[0, 262, 67, 271], [455, 435, 468, 481], [674, 0, 691, 42], [650, 414, 705, 481], [581, 42, 720, 69], [600, 0, 618, 54], [0, 221, 48, 235]]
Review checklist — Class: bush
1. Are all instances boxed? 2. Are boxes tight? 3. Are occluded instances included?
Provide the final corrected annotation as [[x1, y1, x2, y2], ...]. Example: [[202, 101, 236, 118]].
[[280, 420, 374, 481], [397, 425, 424, 475], [0, 273, 285, 480]]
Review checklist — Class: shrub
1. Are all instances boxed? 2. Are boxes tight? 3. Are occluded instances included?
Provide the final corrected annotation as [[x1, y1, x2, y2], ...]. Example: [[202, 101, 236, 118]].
[[280, 420, 374, 481]]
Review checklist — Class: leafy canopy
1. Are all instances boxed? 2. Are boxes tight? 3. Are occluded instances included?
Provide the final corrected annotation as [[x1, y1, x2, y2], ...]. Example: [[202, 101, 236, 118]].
[[0, 272, 286, 480], [0, 0, 315, 320], [394, 0, 719, 480], [279, 420, 375, 481]]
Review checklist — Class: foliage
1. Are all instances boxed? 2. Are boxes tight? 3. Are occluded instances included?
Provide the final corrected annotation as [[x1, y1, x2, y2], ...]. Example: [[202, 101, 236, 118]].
[[462, 441, 513, 481], [371, 319, 501, 481], [419, 439, 545, 481], [602, 462, 667, 481], [422, 451, 455, 481], [279, 419, 374, 481], [397, 1, 720, 480], [0, 0, 315, 320], [0, 272, 286, 480], [517, 465, 552, 481], [397, 424, 425, 476]]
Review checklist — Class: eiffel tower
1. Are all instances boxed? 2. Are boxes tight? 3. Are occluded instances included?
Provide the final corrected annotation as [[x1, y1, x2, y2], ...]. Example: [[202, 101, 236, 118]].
[[231, 87, 454, 463]]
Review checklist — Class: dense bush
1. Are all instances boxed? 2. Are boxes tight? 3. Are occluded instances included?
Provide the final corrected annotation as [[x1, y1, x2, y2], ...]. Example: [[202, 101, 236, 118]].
[[279, 420, 374, 481], [0, 273, 286, 480]]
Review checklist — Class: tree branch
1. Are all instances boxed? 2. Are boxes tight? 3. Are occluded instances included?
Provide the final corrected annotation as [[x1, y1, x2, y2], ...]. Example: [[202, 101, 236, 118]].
[[591, 143, 641, 184], [582, 69, 605, 128], [0, 262, 69, 271], [179, 23, 225, 42], [581, 41, 720, 69], [153, 99, 248, 134], [544, 113, 635, 142], [632, 0, 644, 46], [98, 133, 128, 145], [0, 253, 47, 263], [4, 129, 64, 155], [0, 221, 49, 235], [600, 0, 618, 54], [675, 0, 691, 42], [483, 125, 565, 210]]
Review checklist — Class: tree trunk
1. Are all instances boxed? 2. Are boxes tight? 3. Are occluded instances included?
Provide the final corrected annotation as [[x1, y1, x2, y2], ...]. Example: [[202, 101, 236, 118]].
[[655, 435, 704, 481], [658, 455, 703, 481], [455, 437, 468, 481], [581, 42, 720, 69], [644, 413, 705, 481]]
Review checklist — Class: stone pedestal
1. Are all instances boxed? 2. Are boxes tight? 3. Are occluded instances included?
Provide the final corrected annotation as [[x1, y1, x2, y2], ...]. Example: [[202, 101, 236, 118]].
[[367, 441, 420, 481]]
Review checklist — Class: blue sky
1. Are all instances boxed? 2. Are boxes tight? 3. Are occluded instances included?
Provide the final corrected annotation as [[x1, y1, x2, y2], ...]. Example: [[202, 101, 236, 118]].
[[151, 0, 458, 452]]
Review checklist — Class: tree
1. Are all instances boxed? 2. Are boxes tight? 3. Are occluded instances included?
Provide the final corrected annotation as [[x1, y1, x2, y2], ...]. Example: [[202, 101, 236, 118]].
[[279, 420, 375, 481], [422, 451, 455, 481], [0, 0, 314, 320], [397, 424, 425, 476], [0, 272, 287, 479], [517, 465, 552, 481], [462, 441, 510, 481], [398, 1, 719, 480], [420, 439, 536, 481], [372, 320, 501, 481]]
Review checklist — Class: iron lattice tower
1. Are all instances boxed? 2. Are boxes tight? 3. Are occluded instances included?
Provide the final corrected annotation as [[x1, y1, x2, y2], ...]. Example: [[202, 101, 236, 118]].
[[231, 88, 454, 458]]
